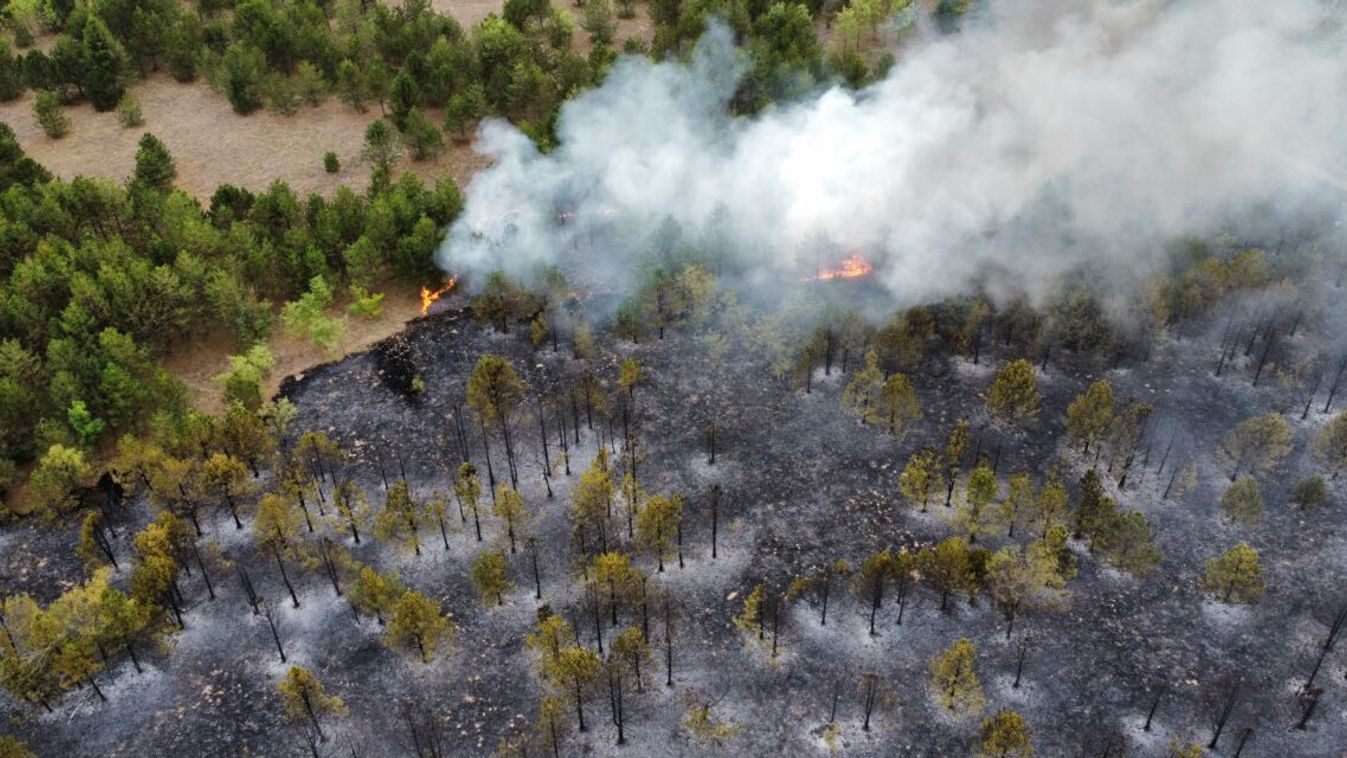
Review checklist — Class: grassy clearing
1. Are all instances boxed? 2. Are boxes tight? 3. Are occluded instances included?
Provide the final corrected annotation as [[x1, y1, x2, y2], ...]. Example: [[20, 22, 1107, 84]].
[[0, 74, 489, 200]]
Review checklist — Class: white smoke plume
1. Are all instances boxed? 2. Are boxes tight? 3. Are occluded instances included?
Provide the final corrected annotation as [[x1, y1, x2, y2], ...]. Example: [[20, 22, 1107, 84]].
[[438, 0, 1347, 308]]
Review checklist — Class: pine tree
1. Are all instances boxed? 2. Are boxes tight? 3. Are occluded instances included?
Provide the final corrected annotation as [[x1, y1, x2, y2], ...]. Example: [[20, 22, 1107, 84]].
[[682, 693, 744, 746], [635, 493, 683, 571], [1198, 543, 1264, 604], [986, 359, 1041, 421], [277, 666, 347, 742], [373, 479, 425, 555], [850, 550, 896, 636], [547, 646, 601, 731], [470, 550, 514, 606], [1219, 476, 1263, 526], [1221, 413, 1292, 479], [922, 536, 973, 612], [1026, 525, 1076, 590], [589, 552, 639, 627], [978, 709, 1033, 757], [82, 17, 128, 111], [347, 564, 403, 623], [526, 613, 575, 671], [953, 464, 999, 542], [492, 485, 529, 554], [986, 548, 1037, 638], [403, 108, 443, 161], [29, 444, 91, 514], [582, 0, 616, 45], [1065, 379, 1113, 455], [1312, 411, 1347, 475], [331, 480, 372, 544], [943, 420, 972, 506], [1073, 469, 1108, 540], [384, 590, 452, 662], [32, 91, 70, 138], [389, 70, 421, 130], [1095, 510, 1161, 576], [899, 446, 944, 512], [611, 627, 652, 691], [444, 83, 487, 141], [0, 736, 36, 757], [840, 349, 884, 421], [335, 59, 367, 112], [133, 133, 176, 191], [877, 372, 922, 437], [361, 118, 402, 171], [930, 638, 985, 715], [1030, 477, 1068, 537], [455, 462, 484, 541], [467, 355, 528, 488], [1000, 473, 1033, 538], [1291, 475, 1327, 509]]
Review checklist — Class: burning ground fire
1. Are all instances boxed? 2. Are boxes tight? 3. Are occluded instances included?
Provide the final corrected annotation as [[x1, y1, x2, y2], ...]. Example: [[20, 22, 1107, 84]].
[[812, 254, 875, 281], [419, 277, 458, 316]]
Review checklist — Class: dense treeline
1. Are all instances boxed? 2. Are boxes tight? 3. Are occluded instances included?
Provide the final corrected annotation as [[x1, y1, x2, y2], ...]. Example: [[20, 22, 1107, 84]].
[[0, 125, 461, 498], [0, 0, 912, 144], [0, 0, 587, 131]]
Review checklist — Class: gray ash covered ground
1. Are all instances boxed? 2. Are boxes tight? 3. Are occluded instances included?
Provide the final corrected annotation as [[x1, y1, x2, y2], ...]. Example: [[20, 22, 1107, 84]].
[[7, 286, 1347, 757]]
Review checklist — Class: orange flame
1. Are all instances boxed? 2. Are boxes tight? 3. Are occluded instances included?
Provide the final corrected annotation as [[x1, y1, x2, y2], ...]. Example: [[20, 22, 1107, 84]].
[[420, 276, 458, 316], [813, 254, 874, 281]]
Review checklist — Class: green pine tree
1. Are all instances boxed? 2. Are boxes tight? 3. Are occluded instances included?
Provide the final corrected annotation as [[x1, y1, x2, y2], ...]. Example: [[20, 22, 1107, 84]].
[[82, 17, 128, 111], [133, 133, 176, 191]]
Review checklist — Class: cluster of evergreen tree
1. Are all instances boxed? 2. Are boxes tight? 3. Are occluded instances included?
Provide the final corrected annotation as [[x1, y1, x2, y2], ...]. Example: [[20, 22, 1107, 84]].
[[0, 0, 613, 145], [0, 0, 929, 138], [0, 124, 462, 500]]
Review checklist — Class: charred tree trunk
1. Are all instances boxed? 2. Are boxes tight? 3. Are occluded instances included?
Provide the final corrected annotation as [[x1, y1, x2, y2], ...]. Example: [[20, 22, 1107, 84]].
[[592, 586, 604, 655], [538, 397, 551, 474], [1296, 689, 1320, 730], [1208, 686, 1239, 748], [264, 602, 287, 663], [320, 539, 343, 597], [608, 667, 625, 745], [771, 597, 781, 658], [820, 571, 831, 626], [529, 538, 543, 600], [663, 593, 675, 687], [867, 574, 883, 636], [479, 416, 497, 498], [1232, 727, 1254, 757], [240, 568, 260, 615], [191, 541, 214, 600], [1013, 635, 1030, 689], [273, 544, 300, 608], [1325, 354, 1347, 414], [710, 485, 720, 559], [1143, 690, 1162, 731], [861, 674, 877, 731], [1304, 370, 1324, 419], [557, 403, 571, 476]]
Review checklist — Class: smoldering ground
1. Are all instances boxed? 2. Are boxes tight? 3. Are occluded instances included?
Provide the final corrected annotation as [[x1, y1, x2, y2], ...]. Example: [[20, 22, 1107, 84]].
[[439, 0, 1347, 310]]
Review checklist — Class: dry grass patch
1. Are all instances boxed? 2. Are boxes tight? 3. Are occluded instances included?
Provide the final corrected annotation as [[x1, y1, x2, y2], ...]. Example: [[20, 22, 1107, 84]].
[[161, 284, 434, 416], [432, 0, 508, 28]]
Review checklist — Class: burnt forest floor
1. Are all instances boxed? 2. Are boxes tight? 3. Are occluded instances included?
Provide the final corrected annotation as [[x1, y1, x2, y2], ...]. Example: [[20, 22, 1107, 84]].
[[5, 286, 1347, 757]]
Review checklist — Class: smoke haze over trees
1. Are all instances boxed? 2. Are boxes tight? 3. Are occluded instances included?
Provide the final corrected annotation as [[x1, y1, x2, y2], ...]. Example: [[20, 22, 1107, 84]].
[[441, 0, 1347, 310]]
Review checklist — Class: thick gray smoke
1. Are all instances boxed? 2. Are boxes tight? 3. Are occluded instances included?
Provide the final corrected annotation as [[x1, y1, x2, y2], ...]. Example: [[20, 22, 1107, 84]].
[[437, 0, 1347, 307]]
